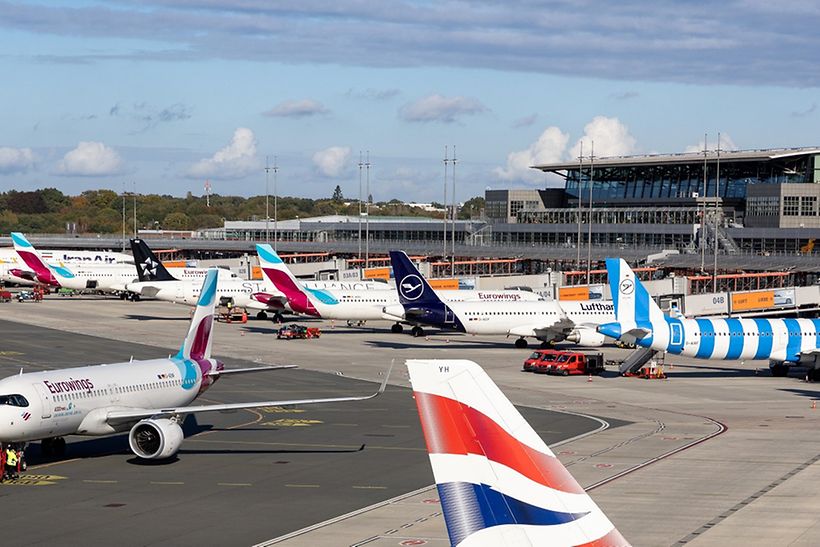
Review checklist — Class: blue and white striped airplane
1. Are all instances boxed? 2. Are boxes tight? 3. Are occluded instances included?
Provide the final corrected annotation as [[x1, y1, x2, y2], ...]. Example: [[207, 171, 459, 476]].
[[597, 258, 820, 377]]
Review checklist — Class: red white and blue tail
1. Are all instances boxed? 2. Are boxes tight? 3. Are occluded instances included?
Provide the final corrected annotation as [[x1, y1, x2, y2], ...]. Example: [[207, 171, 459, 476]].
[[407, 359, 628, 547]]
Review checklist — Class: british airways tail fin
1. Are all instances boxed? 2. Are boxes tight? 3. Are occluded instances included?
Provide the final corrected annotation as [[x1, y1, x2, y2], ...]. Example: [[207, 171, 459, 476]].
[[177, 268, 218, 361], [407, 359, 628, 547], [130, 238, 178, 282], [11, 232, 61, 286], [256, 244, 323, 316], [388, 250, 443, 307]]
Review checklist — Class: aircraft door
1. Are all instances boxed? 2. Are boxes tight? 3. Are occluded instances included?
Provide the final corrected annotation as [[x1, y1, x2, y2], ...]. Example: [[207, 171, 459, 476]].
[[108, 383, 120, 404], [670, 322, 683, 346], [444, 307, 455, 324], [32, 383, 53, 419]]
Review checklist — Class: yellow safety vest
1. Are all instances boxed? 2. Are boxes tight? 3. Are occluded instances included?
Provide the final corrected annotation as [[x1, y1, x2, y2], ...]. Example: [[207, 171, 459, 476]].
[[6, 451, 18, 466]]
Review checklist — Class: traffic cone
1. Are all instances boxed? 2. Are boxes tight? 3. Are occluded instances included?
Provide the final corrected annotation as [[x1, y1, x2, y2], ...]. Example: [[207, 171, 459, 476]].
[[240, 331, 245, 337], [587, 374, 592, 383], [812, 400, 816, 410]]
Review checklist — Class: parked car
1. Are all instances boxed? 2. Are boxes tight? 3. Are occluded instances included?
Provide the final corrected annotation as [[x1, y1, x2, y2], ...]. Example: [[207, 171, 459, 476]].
[[277, 324, 321, 339], [522, 349, 561, 372]]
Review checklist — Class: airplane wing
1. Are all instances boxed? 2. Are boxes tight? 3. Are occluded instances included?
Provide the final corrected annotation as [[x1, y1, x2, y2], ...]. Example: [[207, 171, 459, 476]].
[[104, 364, 391, 426], [205, 364, 297, 376], [800, 348, 820, 356], [508, 316, 575, 338]]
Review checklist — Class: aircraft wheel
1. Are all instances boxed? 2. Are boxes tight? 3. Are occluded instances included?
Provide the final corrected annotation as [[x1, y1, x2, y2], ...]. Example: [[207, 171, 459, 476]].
[[272, 313, 284, 324], [515, 338, 528, 349], [391, 323, 404, 334], [41, 438, 53, 457], [769, 363, 789, 377], [256, 311, 268, 320], [411, 326, 424, 338], [53, 437, 66, 456]]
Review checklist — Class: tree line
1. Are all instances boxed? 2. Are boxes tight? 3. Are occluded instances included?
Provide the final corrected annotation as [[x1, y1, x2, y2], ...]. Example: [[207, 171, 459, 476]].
[[0, 188, 485, 234]]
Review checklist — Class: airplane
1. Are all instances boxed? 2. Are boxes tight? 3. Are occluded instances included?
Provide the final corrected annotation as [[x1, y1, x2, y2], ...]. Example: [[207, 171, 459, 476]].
[[389, 250, 569, 348], [406, 359, 628, 546], [597, 258, 820, 378], [0, 247, 132, 286], [127, 238, 289, 317], [11, 232, 138, 292], [256, 244, 544, 332], [0, 269, 388, 460]]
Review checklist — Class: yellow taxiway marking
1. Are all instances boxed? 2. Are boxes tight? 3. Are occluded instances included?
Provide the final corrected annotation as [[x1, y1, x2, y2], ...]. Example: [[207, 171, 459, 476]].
[[217, 482, 252, 487], [0, 351, 24, 356], [0, 474, 67, 486], [83, 479, 118, 484], [285, 484, 320, 488], [150, 481, 184, 485], [260, 406, 306, 414], [335, 423, 359, 426], [352, 485, 387, 490], [262, 418, 323, 427]]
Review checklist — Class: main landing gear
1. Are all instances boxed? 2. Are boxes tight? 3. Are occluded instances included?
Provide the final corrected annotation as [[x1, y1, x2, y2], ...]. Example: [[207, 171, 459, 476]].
[[41, 437, 66, 457], [256, 311, 268, 320], [391, 323, 404, 334], [515, 337, 529, 349], [411, 326, 425, 338]]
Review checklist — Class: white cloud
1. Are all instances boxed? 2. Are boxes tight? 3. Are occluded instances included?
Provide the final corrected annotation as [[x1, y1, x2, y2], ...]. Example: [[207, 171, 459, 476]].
[[187, 127, 260, 179], [312, 146, 352, 177], [399, 94, 487, 123], [263, 99, 329, 118], [56, 141, 123, 176], [0, 147, 35, 174], [684, 133, 738, 153], [569, 116, 637, 160], [494, 126, 569, 183]]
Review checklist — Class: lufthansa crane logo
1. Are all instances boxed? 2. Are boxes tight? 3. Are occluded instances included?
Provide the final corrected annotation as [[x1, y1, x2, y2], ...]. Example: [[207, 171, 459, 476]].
[[399, 274, 424, 301], [619, 279, 634, 295]]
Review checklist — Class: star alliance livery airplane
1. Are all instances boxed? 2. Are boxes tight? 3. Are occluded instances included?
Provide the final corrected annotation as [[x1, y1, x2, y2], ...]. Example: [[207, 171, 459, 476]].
[[597, 258, 820, 378], [407, 359, 628, 546], [0, 269, 387, 460]]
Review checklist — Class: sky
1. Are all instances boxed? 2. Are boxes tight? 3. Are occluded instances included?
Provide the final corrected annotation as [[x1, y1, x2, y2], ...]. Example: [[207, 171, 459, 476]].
[[0, 0, 818, 203]]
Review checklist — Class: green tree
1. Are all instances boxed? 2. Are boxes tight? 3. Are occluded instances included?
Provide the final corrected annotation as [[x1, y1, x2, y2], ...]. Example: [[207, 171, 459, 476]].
[[332, 185, 344, 202], [163, 212, 191, 230]]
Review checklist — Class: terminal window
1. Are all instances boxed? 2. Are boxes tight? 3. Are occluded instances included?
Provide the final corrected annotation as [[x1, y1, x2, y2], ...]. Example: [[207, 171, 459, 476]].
[[783, 196, 800, 216], [801, 196, 817, 216]]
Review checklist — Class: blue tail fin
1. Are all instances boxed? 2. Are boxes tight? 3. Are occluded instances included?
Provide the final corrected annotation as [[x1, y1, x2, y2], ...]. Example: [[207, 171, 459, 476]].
[[388, 251, 445, 307]]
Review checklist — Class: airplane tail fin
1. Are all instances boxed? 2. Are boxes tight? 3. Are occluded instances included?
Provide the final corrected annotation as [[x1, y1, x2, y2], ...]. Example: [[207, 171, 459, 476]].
[[130, 238, 178, 282], [388, 250, 444, 307], [11, 232, 61, 285], [605, 258, 664, 329], [177, 268, 218, 361], [256, 244, 322, 316], [407, 359, 628, 547]]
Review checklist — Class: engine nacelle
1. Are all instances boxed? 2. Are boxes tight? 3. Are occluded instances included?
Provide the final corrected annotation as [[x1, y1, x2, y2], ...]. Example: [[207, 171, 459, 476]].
[[128, 418, 184, 460], [565, 328, 607, 347]]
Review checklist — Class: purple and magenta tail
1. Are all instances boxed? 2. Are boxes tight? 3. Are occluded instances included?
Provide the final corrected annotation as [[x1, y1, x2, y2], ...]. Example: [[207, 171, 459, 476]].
[[407, 359, 629, 547], [177, 268, 219, 361]]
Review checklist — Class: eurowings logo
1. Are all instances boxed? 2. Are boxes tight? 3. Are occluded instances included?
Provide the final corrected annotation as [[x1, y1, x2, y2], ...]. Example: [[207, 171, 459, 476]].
[[399, 274, 424, 301]]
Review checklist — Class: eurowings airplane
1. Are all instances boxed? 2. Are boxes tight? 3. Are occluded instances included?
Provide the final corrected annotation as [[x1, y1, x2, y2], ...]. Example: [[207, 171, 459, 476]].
[[407, 359, 629, 546], [389, 251, 568, 347], [0, 247, 131, 286], [597, 258, 820, 377], [126, 238, 288, 318], [256, 244, 543, 332], [0, 269, 387, 460], [11, 232, 138, 291]]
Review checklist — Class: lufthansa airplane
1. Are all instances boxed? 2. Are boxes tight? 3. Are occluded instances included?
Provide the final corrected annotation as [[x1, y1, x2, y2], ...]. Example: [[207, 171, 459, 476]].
[[256, 244, 543, 332], [0, 269, 387, 460], [407, 359, 628, 546], [597, 258, 820, 378], [389, 251, 569, 347]]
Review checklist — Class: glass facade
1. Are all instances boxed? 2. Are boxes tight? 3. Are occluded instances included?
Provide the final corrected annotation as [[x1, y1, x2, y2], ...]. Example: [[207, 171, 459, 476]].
[[563, 155, 814, 205]]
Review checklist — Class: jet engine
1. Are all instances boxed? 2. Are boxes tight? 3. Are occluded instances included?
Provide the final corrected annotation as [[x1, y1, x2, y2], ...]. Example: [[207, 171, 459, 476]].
[[565, 328, 607, 347], [128, 418, 184, 459]]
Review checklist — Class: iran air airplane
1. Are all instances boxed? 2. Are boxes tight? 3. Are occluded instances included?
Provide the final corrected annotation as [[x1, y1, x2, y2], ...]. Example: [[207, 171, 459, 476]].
[[389, 251, 569, 347], [407, 359, 628, 546], [12, 232, 138, 292], [0, 269, 387, 460], [126, 238, 288, 318], [256, 244, 543, 332], [597, 258, 820, 378]]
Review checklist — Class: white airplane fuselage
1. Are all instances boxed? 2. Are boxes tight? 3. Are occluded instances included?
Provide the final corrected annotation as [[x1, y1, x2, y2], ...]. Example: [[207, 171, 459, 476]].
[[0, 356, 219, 443]]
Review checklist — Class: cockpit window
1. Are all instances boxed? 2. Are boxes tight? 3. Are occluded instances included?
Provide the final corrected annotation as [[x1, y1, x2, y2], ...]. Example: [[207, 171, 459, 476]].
[[0, 394, 29, 407]]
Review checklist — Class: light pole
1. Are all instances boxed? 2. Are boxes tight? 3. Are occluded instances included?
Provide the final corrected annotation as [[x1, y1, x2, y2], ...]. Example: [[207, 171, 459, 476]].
[[451, 145, 457, 275], [264, 156, 271, 244], [576, 141, 584, 269], [273, 157, 279, 250], [358, 151, 363, 262], [713, 133, 721, 291], [365, 151, 371, 268], [700, 133, 707, 273], [443, 145, 449, 258], [586, 141, 595, 286]]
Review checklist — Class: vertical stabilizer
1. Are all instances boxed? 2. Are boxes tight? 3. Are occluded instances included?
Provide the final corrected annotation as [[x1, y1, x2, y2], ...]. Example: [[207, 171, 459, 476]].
[[11, 232, 61, 285], [605, 258, 664, 329], [256, 243, 327, 316], [407, 359, 628, 547], [177, 268, 218, 361], [388, 251, 444, 308], [130, 238, 178, 282]]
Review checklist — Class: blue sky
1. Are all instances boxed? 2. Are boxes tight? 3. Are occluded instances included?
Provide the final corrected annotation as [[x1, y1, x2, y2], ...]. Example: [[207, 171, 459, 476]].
[[0, 0, 818, 202]]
